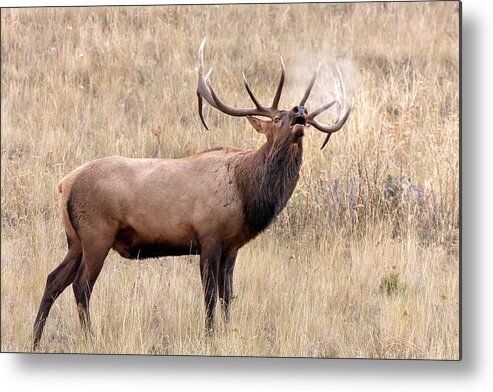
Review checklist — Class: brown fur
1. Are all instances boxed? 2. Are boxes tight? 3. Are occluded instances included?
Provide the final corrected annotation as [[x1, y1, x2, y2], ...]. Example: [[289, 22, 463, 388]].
[[33, 107, 308, 348], [33, 39, 352, 348]]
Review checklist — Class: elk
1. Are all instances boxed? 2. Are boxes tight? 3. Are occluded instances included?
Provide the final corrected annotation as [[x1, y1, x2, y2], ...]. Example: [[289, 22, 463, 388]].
[[33, 38, 352, 349]]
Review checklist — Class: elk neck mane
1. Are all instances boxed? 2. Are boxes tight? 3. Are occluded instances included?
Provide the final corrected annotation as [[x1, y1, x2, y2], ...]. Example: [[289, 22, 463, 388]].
[[235, 137, 303, 237]]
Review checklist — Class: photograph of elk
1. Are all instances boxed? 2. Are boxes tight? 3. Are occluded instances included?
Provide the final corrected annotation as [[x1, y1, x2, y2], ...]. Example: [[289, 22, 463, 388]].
[[1, 1, 460, 359]]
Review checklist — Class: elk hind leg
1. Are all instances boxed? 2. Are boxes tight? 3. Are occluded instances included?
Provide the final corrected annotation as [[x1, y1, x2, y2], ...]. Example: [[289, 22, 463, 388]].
[[72, 237, 112, 336], [33, 236, 82, 349]]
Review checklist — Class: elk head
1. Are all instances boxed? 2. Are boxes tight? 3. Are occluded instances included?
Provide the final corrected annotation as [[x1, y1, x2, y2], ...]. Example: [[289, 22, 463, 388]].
[[197, 37, 353, 149]]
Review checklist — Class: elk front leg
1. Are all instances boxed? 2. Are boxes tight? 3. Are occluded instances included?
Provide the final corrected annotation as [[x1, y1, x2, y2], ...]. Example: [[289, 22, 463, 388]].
[[218, 251, 238, 324], [199, 244, 221, 334]]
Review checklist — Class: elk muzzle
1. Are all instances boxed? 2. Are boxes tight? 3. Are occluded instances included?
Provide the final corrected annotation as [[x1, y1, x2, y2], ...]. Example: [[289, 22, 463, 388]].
[[290, 106, 307, 140]]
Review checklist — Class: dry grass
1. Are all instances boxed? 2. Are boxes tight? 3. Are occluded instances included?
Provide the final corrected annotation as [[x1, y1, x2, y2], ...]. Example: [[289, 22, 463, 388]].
[[1, 2, 459, 359]]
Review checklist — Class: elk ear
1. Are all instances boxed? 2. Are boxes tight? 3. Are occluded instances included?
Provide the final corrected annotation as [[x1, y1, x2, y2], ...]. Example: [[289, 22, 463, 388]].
[[247, 116, 270, 134]]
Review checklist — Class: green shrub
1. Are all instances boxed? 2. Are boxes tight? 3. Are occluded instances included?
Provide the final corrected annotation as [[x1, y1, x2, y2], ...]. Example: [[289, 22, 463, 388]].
[[379, 271, 407, 295]]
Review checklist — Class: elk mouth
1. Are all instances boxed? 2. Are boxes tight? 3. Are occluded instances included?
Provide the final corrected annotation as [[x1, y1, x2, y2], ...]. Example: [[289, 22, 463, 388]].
[[290, 115, 306, 138], [291, 116, 306, 127]]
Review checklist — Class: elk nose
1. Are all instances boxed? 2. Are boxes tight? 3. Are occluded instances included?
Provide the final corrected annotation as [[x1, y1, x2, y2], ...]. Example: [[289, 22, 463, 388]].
[[292, 106, 307, 116]]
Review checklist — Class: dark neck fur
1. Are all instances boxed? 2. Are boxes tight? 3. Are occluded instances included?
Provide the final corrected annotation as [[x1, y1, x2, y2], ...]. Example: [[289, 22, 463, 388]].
[[236, 137, 303, 237]]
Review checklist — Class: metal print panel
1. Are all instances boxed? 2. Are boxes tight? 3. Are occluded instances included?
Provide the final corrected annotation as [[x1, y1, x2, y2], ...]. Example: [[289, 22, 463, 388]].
[[1, 1, 460, 359]]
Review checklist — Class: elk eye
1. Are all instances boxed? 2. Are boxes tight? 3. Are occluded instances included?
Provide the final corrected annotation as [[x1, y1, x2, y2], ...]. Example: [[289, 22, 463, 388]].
[[274, 117, 281, 123]]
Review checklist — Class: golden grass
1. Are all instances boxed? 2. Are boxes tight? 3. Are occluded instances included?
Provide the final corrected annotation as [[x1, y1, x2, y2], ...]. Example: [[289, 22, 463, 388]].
[[1, 2, 459, 359]]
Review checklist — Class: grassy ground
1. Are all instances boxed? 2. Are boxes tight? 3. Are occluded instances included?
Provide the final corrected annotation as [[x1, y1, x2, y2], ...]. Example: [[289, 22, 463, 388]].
[[1, 2, 459, 358]]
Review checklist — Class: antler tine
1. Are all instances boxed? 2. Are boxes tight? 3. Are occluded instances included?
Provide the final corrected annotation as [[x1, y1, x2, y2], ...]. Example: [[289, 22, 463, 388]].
[[197, 93, 208, 130], [196, 37, 278, 130], [309, 100, 338, 118], [242, 72, 265, 110], [205, 77, 268, 118], [271, 56, 285, 109], [306, 65, 353, 149], [299, 64, 320, 106], [197, 38, 214, 106], [197, 37, 217, 130]]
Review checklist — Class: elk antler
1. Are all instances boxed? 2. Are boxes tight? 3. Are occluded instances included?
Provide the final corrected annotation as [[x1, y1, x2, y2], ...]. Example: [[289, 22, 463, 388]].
[[197, 37, 285, 130], [303, 66, 354, 149]]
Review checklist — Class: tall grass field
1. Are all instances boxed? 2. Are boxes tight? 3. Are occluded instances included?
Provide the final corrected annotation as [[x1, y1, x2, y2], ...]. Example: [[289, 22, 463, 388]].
[[1, 2, 459, 358]]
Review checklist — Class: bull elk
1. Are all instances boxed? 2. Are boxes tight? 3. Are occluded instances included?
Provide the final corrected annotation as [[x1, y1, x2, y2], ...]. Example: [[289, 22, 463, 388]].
[[33, 38, 352, 349]]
